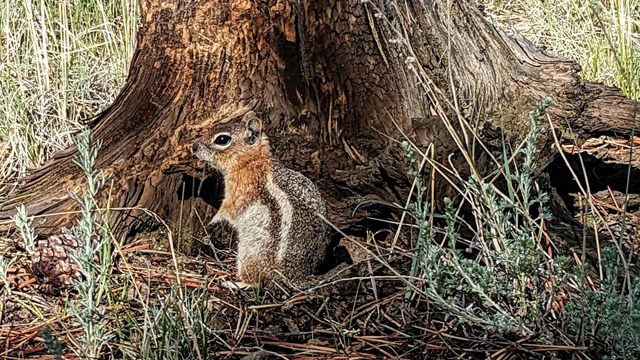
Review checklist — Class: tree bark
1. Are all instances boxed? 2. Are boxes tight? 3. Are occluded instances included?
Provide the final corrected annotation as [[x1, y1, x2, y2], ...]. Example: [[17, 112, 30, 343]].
[[1, 0, 637, 246]]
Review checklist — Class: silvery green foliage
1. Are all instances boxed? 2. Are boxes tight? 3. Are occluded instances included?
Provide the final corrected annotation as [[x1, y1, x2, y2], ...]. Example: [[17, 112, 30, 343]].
[[12, 204, 36, 254], [567, 248, 640, 359], [403, 98, 571, 334], [68, 128, 108, 258], [66, 128, 113, 358], [402, 139, 432, 297]]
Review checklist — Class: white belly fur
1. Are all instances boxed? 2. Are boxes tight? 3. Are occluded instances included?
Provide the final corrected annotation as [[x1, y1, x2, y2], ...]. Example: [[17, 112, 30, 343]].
[[233, 202, 272, 265]]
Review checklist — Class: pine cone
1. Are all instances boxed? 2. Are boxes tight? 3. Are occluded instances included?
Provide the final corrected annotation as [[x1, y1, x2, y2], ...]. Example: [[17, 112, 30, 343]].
[[30, 233, 98, 295]]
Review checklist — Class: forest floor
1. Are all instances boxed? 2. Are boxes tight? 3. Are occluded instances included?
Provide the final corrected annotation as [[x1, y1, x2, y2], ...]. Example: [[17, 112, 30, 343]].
[[1, 0, 639, 359]]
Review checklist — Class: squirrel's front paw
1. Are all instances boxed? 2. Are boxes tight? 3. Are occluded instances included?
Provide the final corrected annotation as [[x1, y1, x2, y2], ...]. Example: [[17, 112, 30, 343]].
[[209, 213, 224, 225]]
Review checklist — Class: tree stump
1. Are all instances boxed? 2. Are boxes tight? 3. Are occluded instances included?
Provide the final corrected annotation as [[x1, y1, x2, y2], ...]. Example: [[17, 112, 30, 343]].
[[0, 0, 637, 252]]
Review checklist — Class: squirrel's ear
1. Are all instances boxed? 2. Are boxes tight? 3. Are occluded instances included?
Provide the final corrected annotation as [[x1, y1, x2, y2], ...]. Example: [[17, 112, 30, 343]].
[[246, 118, 262, 145]]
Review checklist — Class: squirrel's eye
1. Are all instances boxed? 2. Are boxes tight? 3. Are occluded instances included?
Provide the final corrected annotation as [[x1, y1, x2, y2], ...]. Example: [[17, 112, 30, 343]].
[[214, 134, 231, 146]]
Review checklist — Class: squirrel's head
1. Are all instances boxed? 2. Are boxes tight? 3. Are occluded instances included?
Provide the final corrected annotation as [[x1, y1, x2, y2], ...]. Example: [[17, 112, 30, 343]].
[[193, 117, 269, 173]]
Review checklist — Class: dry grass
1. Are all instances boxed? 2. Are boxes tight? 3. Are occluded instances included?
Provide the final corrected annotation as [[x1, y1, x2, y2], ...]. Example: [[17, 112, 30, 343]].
[[0, 0, 138, 182], [480, 0, 640, 98]]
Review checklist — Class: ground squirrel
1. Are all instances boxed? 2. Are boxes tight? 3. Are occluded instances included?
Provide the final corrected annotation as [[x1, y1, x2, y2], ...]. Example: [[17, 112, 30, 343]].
[[193, 116, 330, 288]]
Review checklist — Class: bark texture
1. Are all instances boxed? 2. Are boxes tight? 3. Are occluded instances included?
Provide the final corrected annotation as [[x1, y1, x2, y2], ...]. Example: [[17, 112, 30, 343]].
[[0, 0, 637, 249]]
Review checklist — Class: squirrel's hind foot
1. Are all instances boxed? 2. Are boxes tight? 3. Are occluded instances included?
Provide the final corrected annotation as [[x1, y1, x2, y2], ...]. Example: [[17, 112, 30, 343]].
[[221, 280, 255, 290]]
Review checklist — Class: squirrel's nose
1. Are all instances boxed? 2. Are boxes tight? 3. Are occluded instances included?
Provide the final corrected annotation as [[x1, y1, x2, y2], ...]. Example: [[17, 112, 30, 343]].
[[192, 142, 200, 153]]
